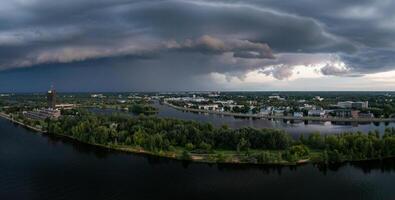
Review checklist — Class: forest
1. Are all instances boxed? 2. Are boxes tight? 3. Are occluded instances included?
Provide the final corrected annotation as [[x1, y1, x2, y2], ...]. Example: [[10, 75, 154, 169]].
[[42, 109, 395, 164]]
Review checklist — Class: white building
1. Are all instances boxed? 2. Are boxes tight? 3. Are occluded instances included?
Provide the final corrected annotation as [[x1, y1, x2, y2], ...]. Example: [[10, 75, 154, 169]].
[[199, 104, 219, 111], [293, 112, 304, 118], [308, 110, 325, 117], [259, 109, 271, 116], [315, 96, 324, 101], [269, 95, 285, 101], [23, 108, 61, 120], [273, 110, 285, 116], [55, 104, 76, 110], [214, 100, 234, 105], [91, 94, 106, 98], [337, 101, 368, 109]]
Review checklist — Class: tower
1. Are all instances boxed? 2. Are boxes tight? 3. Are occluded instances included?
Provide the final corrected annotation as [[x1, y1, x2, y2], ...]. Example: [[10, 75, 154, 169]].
[[47, 86, 56, 109]]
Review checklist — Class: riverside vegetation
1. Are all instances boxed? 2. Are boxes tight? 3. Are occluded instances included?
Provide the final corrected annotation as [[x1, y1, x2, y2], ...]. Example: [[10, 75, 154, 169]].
[[7, 108, 395, 165]]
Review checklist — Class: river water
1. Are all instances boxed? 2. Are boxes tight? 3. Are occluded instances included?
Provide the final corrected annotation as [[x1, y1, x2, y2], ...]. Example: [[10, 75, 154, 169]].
[[93, 102, 395, 136], [1, 117, 395, 199], [156, 103, 395, 135]]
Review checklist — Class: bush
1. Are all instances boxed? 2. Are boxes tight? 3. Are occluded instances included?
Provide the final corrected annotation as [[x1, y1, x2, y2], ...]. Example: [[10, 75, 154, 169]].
[[185, 143, 195, 151], [288, 145, 310, 158], [180, 150, 191, 160]]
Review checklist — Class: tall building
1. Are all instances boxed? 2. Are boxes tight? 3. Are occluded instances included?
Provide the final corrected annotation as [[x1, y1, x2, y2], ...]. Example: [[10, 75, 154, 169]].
[[47, 87, 56, 109]]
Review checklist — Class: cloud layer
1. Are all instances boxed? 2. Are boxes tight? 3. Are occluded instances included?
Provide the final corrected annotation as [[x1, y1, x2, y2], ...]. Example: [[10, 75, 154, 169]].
[[0, 0, 395, 91]]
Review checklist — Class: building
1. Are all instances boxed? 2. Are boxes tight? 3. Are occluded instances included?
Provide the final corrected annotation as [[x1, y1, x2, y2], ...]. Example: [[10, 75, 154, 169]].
[[301, 104, 314, 110], [55, 104, 76, 110], [23, 109, 61, 120], [208, 92, 220, 97], [352, 101, 369, 109], [359, 112, 374, 118], [273, 110, 285, 116], [337, 101, 368, 109], [308, 110, 325, 117], [269, 95, 285, 101], [334, 109, 352, 118], [259, 107, 272, 116], [314, 96, 324, 101], [47, 88, 56, 109], [351, 110, 360, 118], [214, 100, 234, 105], [91, 94, 106, 98], [117, 100, 127, 104], [293, 112, 304, 118], [199, 104, 219, 111]]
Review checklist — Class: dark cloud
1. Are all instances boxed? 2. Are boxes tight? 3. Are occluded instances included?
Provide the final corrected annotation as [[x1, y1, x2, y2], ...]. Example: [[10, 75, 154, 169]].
[[0, 0, 395, 91], [0, 0, 354, 70], [340, 49, 395, 74], [165, 35, 274, 59], [260, 65, 295, 80], [320, 64, 349, 76]]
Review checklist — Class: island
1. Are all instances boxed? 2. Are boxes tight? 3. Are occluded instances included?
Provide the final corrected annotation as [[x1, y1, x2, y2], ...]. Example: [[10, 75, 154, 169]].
[[1, 91, 395, 165]]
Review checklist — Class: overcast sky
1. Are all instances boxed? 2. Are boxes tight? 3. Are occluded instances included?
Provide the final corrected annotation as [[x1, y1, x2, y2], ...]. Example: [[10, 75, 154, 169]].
[[1, 0, 395, 92]]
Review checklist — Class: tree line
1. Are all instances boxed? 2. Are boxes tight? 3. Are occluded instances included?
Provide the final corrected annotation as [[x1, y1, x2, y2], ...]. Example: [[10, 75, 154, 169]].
[[46, 110, 395, 164]]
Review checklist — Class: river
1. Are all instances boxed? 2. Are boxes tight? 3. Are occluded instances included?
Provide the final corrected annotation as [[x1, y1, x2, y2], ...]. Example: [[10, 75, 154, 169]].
[[1, 117, 395, 199], [92, 102, 395, 136]]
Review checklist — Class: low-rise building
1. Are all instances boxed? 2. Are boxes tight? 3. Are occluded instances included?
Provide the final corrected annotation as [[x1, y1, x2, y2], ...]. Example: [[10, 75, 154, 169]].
[[314, 96, 324, 101], [337, 101, 368, 109], [293, 112, 304, 118], [23, 109, 61, 120], [199, 104, 219, 111], [55, 104, 76, 110], [91, 94, 106, 98], [273, 110, 285, 116], [308, 110, 325, 117], [259, 107, 272, 116], [214, 100, 234, 105], [269, 95, 285, 101], [359, 112, 374, 118], [334, 109, 354, 118], [351, 110, 360, 118]]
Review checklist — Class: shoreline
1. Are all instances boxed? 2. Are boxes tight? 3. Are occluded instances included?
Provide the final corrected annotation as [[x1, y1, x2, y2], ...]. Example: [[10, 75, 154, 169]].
[[164, 101, 395, 123], [0, 112, 47, 133], [1, 112, 393, 166]]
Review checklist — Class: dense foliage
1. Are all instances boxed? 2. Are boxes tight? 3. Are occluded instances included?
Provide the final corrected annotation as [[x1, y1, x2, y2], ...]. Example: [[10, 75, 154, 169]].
[[48, 111, 292, 151], [300, 129, 395, 162], [129, 104, 158, 115], [44, 110, 395, 164]]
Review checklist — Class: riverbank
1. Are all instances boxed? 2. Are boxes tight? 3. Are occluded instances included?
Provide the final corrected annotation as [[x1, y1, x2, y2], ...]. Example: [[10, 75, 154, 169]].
[[164, 101, 395, 123], [0, 112, 46, 133], [0, 112, 310, 165], [2, 112, 395, 166]]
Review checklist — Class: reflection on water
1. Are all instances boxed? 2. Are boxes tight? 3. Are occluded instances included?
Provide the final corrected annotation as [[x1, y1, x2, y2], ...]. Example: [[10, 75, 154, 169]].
[[1, 118, 395, 199], [90, 102, 395, 136]]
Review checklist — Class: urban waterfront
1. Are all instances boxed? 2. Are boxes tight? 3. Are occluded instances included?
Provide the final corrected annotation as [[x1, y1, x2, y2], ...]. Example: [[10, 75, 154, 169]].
[[1, 117, 395, 200], [91, 102, 395, 136]]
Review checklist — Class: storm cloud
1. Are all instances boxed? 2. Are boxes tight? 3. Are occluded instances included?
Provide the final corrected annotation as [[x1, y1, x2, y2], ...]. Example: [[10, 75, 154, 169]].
[[0, 0, 395, 91]]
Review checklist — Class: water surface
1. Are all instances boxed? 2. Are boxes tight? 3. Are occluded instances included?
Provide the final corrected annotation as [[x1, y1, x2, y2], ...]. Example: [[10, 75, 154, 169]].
[[1, 118, 395, 200], [91, 102, 395, 136]]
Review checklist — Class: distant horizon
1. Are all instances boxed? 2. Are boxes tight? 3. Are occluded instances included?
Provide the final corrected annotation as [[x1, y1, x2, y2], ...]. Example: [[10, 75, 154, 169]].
[[2, 90, 395, 94]]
